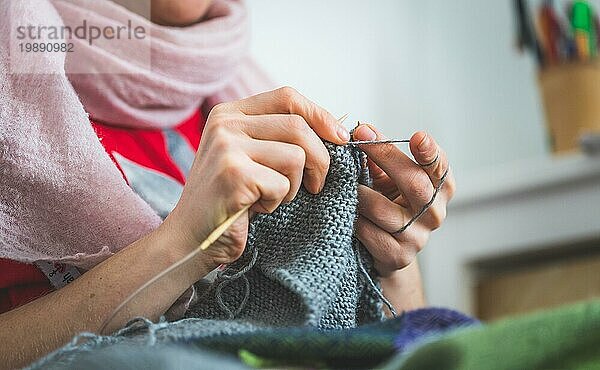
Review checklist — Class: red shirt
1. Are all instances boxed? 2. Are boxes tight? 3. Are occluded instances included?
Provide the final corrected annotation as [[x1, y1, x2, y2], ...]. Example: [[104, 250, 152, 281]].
[[0, 110, 206, 314]]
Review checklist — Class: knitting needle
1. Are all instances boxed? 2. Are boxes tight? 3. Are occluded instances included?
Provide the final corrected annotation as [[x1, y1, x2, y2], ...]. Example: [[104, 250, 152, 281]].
[[341, 118, 410, 145], [199, 205, 250, 250], [99, 205, 251, 335], [337, 113, 349, 125], [347, 139, 410, 145]]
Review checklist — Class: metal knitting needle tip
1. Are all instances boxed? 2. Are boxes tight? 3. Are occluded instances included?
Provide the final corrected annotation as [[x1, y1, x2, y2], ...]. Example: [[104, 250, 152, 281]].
[[347, 139, 411, 145], [337, 113, 349, 124]]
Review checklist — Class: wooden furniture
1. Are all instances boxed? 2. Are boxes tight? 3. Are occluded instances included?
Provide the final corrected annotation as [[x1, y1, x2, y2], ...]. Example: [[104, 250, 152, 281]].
[[419, 153, 600, 318], [475, 245, 600, 320]]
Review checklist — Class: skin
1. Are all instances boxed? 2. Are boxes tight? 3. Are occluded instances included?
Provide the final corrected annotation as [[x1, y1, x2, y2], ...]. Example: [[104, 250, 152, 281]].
[[0, 3, 456, 368], [353, 124, 455, 311], [150, 0, 215, 26]]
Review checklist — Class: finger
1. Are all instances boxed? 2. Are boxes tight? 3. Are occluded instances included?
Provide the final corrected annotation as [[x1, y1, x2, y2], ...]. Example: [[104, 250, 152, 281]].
[[442, 167, 456, 199], [366, 157, 386, 183], [409, 131, 449, 184], [243, 161, 291, 214], [353, 124, 434, 212], [355, 215, 416, 276], [233, 86, 350, 144], [413, 195, 448, 231], [392, 193, 410, 209], [240, 114, 330, 194], [358, 185, 410, 234], [243, 139, 305, 204], [366, 157, 404, 201]]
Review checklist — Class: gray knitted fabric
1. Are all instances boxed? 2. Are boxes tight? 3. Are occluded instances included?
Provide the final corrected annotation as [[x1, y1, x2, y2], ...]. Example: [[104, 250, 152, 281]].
[[186, 142, 383, 328], [28, 143, 384, 369]]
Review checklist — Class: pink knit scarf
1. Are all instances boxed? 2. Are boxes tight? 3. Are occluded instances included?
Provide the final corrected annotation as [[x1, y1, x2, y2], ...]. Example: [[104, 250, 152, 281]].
[[0, 0, 272, 269]]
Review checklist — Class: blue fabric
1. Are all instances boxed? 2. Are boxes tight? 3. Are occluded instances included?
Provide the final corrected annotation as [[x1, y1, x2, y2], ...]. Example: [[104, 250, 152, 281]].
[[394, 307, 480, 352]]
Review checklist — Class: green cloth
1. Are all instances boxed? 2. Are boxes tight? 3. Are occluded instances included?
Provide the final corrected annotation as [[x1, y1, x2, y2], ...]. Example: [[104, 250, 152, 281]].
[[384, 299, 600, 370]]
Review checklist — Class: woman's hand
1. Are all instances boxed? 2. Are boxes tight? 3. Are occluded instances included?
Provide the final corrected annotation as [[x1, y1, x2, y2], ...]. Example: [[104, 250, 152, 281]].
[[165, 87, 350, 270], [353, 124, 456, 278]]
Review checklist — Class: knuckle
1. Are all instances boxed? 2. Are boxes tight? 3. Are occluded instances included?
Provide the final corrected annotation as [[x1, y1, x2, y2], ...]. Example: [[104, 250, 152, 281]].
[[314, 146, 330, 173], [280, 176, 292, 194], [378, 144, 396, 160], [388, 251, 410, 271], [209, 126, 233, 152], [219, 154, 244, 181], [287, 114, 309, 133], [429, 205, 447, 229], [230, 189, 255, 212], [209, 102, 229, 116], [289, 146, 306, 168], [407, 172, 433, 202], [412, 231, 430, 251], [372, 236, 409, 271], [274, 176, 291, 198], [277, 86, 299, 102], [260, 202, 278, 214], [280, 85, 298, 97]]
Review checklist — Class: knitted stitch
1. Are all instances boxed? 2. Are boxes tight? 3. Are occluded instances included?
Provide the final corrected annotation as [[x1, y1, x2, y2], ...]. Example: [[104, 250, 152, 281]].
[[28, 143, 384, 368], [187, 142, 383, 328]]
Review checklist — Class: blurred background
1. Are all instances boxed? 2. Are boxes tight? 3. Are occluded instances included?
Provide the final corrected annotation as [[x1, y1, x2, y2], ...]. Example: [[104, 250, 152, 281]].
[[248, 0, 600, 320]]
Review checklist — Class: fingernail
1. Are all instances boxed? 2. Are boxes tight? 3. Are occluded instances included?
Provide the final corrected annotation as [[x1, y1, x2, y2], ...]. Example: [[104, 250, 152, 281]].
[[418, 133, 430, 152], [357, 125, 377, 141], [337, 125, 350, 142]]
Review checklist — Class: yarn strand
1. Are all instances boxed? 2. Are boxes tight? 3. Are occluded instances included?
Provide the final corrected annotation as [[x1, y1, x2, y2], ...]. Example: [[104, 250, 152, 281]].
[[354, 241, 398, 318], [214, 246, 259, 319], [394, 168, 449, 235]]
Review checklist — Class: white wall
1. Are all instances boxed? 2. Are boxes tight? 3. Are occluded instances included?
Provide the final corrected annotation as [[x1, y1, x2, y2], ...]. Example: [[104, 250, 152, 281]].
[[249, 0, 428, 149], [248, 0, 553, 174]]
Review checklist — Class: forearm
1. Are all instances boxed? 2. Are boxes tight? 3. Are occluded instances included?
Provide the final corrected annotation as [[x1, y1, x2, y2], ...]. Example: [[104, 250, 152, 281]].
[[380, 260, 426, 316], [0, 218, 215, 369]]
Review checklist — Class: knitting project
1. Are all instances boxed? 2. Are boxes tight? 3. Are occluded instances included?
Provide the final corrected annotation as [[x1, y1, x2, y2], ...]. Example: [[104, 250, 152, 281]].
[[186, 142, 383, 328], [29, 143, 384, 368]]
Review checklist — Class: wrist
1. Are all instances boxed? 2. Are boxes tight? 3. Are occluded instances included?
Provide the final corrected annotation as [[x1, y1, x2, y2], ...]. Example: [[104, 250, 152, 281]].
[[155, 213, 219, 277], [379, 262, 426, 312]]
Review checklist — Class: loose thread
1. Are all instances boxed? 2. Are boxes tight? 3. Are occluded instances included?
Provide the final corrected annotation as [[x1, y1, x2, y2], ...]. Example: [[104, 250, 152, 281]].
[[214, 246, 259, 319], [354, 241, 398, 318]]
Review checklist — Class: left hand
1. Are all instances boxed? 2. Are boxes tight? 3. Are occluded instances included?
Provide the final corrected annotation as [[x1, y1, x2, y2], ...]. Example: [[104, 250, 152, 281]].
[[353, 124, 456, 278]]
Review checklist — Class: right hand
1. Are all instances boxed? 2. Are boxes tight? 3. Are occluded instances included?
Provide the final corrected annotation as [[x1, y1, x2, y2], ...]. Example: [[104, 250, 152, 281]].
[[164, 87, 350, 270]]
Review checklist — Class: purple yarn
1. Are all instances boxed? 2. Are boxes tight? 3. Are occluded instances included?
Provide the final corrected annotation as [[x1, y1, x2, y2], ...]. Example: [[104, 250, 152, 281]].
[[394, 307, 479, 352]]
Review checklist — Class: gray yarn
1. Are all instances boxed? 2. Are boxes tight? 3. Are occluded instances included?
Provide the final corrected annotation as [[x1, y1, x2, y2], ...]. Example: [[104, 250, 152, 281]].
[[28, 143, 385, 369], [64, 343, 248, 370], [186, 142, 384, 328]]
